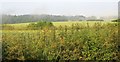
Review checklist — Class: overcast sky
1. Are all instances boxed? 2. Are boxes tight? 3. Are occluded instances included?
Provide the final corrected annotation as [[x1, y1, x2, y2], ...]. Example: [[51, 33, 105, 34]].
[[0, 0, 119, 17]]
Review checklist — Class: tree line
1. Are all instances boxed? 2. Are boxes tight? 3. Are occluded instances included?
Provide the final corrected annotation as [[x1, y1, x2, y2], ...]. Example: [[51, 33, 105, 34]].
[[2, 14, 104, 24]]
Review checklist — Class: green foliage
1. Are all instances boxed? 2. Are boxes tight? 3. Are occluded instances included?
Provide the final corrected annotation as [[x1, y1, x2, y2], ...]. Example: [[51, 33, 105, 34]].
[[112, 20, 118, 22], [27, 21, 54, 30], [2, 15, 85, 24], [2, 22, 119, 61], [1, 24, 14, 30], [112, 19, 120, 22], [86, 19, 104, 21]]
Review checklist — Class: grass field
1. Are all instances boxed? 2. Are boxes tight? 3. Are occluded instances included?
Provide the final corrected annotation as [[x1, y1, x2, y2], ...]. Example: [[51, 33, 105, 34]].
[[2, 21, 116, 29]]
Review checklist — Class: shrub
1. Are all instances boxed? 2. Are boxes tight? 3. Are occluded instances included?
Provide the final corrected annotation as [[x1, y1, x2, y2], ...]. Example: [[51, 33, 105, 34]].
[[112, 19, 120, 22], [27, 21, 54, 30]]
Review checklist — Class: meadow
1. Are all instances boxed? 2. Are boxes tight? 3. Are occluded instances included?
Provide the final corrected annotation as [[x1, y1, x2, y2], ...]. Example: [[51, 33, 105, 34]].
[[2, 21, 116, 30], [1, 21, 119, 61]]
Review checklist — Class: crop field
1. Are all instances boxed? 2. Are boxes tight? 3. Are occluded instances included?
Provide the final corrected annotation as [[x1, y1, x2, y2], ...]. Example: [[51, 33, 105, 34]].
[[2, 21, 116, 29], [1, 21, 120, 60]]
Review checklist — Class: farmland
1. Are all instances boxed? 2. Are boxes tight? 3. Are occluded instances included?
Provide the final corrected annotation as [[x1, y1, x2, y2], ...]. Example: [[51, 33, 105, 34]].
[[1, 21, 117, 30], [1, 21, 119, 60]]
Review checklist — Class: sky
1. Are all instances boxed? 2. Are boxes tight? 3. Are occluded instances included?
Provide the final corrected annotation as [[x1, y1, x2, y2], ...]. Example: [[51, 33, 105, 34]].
[[0, 0, 119, 17]]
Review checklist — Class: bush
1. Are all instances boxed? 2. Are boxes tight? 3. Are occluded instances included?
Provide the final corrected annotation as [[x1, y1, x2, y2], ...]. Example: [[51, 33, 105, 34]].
[[27, 21, 54, 30], [112, 19, 120, 22]]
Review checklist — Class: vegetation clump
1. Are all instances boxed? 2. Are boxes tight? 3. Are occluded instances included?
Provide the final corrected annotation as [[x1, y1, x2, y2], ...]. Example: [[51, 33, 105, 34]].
[[27, 21, 54, 30], [111, 19, 120, 22], [2, 22, 119, 61]]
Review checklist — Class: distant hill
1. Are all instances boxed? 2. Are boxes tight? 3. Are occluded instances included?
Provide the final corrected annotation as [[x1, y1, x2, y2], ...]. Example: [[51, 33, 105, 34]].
[[2, 14, 86, 24]]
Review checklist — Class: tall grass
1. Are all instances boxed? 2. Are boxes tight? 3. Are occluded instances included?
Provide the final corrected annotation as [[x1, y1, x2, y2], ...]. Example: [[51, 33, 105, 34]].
[[2, 22, 119, 60]]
